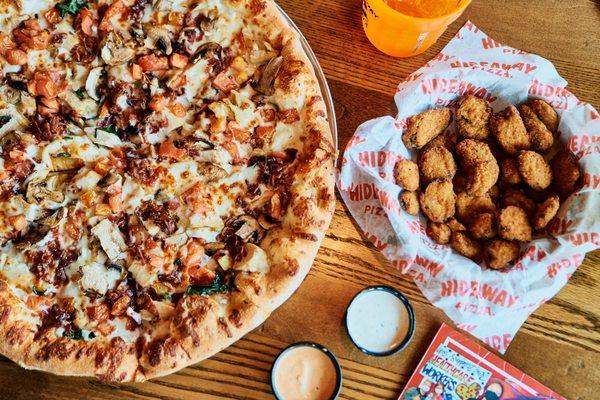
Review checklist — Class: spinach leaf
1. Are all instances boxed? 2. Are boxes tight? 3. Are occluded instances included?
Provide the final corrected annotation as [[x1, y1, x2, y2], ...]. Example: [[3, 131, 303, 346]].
[[74, 88, 86, 99], [56, 152, 71, 158], [56, 0, 89, 17], [185, 274, 230, 296], [63, 327, 84, 340]]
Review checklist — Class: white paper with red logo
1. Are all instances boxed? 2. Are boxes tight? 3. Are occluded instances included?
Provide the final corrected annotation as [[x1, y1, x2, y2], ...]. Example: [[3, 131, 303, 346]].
[[337, 21, 600, 353]]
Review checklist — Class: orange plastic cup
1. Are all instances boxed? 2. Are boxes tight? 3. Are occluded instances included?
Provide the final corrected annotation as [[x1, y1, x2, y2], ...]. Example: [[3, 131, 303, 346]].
[[362, 0, 472, 57]]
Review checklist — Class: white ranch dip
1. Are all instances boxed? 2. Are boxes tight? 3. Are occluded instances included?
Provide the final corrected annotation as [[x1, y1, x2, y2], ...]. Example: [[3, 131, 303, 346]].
[[346, 288, 411, 354], [272, 345, 338, 400]]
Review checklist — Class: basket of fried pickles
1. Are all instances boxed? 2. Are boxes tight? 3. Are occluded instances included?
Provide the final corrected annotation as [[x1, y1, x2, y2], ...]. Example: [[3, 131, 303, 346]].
[[394, 95, 581, 270]]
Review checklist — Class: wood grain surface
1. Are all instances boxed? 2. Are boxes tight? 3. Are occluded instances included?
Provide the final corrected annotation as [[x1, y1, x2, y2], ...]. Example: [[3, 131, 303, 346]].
[[1, 0, 599, 399]]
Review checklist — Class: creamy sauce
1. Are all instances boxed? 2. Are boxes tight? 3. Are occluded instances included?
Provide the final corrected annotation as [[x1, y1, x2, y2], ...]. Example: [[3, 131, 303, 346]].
[[273, 346, 338, 400], [346, 289, 410, 353]]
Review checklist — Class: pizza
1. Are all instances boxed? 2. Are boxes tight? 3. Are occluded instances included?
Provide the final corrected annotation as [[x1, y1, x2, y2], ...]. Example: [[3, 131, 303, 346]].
[[0, 0, 335, 381]]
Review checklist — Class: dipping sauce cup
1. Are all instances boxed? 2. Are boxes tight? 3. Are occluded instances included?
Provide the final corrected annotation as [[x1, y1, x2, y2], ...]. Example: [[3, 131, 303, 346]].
[[271, 342, 343, 400], [361, 0, 472, 57], [345, 286, 415, 356]]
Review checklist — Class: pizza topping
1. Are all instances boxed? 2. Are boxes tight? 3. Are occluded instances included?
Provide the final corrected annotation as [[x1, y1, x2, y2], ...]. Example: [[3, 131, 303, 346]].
[[0, 0, 332, 357]]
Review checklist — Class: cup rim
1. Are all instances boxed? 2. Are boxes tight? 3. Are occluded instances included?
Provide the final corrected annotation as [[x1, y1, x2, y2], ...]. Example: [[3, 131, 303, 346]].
[[371, 0, 472, 23], [344, 285, 416, 357], [270, 341, 343, 400]]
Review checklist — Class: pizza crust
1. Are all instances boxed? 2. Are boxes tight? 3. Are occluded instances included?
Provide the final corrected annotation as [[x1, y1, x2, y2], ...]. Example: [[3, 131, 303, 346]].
[[0, 0, 335, 382]]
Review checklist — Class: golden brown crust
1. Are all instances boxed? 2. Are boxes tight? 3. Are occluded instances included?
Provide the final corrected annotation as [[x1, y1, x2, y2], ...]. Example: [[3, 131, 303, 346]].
[[402, 108, 452, 149], [418, 146, 456, 183], [426, 221, 451, 244], [517, 150, 552, 191], [0, 0, 335, 382], [394, 159, 419, 191], [456, 95, 492, 140], [518, 104, 554, 153], [484, 239, 520, 270], [419, 180, 456, 223], [490, 105, 530, 155], [400, 191, 420, 215], [450, 232, 482, 263], [498, 206, 532, 242], [551, 150, 581, 198], [533, 195, 560, 230]]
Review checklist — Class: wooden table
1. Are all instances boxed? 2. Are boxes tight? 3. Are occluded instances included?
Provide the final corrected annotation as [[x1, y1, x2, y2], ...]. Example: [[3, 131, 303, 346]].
[[1, 1, 599, 399]]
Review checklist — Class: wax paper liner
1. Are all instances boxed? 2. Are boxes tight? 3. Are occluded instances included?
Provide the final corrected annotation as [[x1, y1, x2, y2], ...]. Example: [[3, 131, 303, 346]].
[[337, 21, 600, 353]]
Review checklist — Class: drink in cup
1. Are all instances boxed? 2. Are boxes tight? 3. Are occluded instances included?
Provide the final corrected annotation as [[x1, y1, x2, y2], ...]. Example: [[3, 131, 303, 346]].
[[362, 0, 472, 57]]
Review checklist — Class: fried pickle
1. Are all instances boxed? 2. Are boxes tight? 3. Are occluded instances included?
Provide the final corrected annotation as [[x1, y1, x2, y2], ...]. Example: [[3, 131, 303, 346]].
[[457, 95, 492, 140], [502, 188, 536, 216], [490, 105, 530, 155], [518, 104, 554, 153], [498, 206, 532, 242], [456, 191, 496, 222], [528, 99, 559, 133], [399, 190, 420, 215], [450, 231, 483, 263], [551, 150, 581, 197], [426, 221, 451, 244], [500, 158, 522, 185], [394, 159, 419, 191], [402, 108, 452, 149], [456, 139, 499, 196], [469, 213, 497, 240], [517, 150, 552, 191], [419, 180, 456, 223], [419, 146, 456, 183], [484, 239, 520, 270], [533, 195, 560, 229]]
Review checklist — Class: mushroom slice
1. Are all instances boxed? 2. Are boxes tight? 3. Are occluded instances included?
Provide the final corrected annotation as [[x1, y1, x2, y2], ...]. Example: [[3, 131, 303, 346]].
[[256, 56, 283, 94], [145, 25, 172, 55], [98, 171, 122, 188], [37, 207, 66, 228], [197, 163, 227, 182], [92, 128, 123, 148], [25, 174, 67, 205], [51, 155, 84, 172], [204, 241, 225, 255], [234, 215, 263, 242], [190, 42, 222, 64], [101, 32, 135, 66], [85, 67, 104, 101], [91, 218, 128, 261]]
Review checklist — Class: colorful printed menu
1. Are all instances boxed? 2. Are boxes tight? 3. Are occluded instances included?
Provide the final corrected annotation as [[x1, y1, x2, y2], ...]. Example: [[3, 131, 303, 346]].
[[399, 324, 565, 400]]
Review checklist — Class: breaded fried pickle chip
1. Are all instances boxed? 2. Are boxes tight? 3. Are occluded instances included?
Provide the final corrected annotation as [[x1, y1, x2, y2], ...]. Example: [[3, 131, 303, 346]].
[[518, 104, 554, 153], [394, 159, 419, 191], [456, 191, 496, 222], [551, 150, 581, 197], [419, 146, 456, 183], [534, 195, 560, 229], [490, 105, 530, 155], [426, 221, 451, 244], [498, 206, 532, 242], [450, 231, 483, 263], [503, 188, 536, 216], [469, 213, 496, 240], [402, 108, 452, 149], [517, 150, 552, 191], [457, 95, 492, 139], [419, 180, 456, 223], [528, 99, 559, 133], [456, 140, 499, 196], [484, 239, 520, 270], [400, 191, 420, 215], [500, 158, 522, 185]]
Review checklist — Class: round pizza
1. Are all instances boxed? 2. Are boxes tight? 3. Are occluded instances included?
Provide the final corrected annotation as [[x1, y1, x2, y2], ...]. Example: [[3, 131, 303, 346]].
[[0, 0, 335, 381]]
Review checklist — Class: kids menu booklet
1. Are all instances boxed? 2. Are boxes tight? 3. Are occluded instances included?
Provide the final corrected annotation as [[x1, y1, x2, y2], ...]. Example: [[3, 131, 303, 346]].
[[399, 324, 565, 400]]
